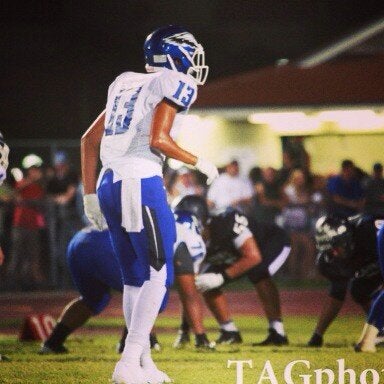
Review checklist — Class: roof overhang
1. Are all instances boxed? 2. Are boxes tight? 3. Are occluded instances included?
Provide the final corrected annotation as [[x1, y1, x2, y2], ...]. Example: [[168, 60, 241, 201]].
[[194, 55, 384, 110]]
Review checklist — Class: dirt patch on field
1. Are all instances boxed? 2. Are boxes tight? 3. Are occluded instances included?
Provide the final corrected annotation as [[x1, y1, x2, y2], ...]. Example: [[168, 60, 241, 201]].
[[0, 288, 360, 322]]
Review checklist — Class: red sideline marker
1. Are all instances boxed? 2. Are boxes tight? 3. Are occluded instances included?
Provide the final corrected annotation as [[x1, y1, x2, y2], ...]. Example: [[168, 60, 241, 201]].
[[19, 314, 56, 341]]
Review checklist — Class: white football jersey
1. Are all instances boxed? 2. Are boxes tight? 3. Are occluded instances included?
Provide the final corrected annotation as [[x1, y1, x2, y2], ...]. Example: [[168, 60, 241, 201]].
[[175, 219, 206, 274], [100, 68, 197, 180]]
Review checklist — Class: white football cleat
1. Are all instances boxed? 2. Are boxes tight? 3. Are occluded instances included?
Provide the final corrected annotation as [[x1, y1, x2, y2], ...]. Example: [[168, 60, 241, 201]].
[[355, 324, 378, 353], [144, 368, 173, 384], [112, 361, 148, 384]]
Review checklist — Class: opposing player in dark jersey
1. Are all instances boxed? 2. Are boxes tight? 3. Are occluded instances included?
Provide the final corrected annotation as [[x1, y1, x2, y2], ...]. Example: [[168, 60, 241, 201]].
[[40, 228, 168, 384], [307, 214, 383, 347], [175, 195, 291, 346], [355, 222, 384, 352]]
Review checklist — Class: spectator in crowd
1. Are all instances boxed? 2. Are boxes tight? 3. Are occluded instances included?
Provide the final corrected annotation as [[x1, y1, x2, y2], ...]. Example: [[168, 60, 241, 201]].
[[207, 159, 253, 213], [46, 151, 81, 288], [0, 179, 14, 268], [0, 133, 10, 271], [279, 138, 310, 185], [168, 167, 205, 203], [277, 150, 296, 186], [326, 159, 364, 218], [46, 151, 79, 208], [7, 155, 46, 290], [282, 169, 316, 278], [249, 166, 262, 185], [364, 162, 384, 216], [253, 167, 286, 224]]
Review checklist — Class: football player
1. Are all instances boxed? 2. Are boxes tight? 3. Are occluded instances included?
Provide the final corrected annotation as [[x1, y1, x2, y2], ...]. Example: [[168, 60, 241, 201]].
[[40, 227, 122, 355], [0, 132, 9, 265], [355, 222, 384, 352], [307, 214, 383, 347], [175, 195, 291, 346], [172, 197, 215, 349], [81, 26, 218, 384], [120, 200, 216, 351], [40, 227, 164, 382]]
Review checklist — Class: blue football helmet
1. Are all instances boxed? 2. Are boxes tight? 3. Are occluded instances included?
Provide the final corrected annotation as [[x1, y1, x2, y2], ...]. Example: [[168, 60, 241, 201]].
[[144, 25, 209, 85]]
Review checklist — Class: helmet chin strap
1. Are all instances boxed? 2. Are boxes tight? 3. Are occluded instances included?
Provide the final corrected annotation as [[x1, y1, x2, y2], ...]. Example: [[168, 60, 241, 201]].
[[166, 54, 178, 72], [145, 64, 165, 73]]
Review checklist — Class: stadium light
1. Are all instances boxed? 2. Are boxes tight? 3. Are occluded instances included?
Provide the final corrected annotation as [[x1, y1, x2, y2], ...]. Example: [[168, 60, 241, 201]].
[[247, 112, 321, 133], [248, 112, 306, 125], [317, 109, 384, 130]]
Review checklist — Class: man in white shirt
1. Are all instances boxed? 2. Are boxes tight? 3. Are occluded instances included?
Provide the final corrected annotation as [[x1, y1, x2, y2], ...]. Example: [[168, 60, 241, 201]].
[[207, 160, 253, 213]]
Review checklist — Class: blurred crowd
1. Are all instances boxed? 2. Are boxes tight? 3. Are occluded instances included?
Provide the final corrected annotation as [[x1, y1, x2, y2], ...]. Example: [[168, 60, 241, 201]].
[[165, 149, 384, 281], [0, 151, 84, 291], [0, 146, 383, 291]]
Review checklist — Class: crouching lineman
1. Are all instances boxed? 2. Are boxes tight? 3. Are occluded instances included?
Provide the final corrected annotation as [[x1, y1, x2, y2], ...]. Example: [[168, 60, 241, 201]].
[[355, 221, 384, 352], [174, 195, 291, 346], [307, 214, 383, 347], [172, 198, 215, 349], [40, 227, 169, 384]]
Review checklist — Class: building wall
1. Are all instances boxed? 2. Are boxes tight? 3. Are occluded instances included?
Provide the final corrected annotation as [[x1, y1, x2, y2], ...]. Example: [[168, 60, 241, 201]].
[[304, 134, 384, 175], [175, 118, 282, 175], [176, 116, 384, 176]]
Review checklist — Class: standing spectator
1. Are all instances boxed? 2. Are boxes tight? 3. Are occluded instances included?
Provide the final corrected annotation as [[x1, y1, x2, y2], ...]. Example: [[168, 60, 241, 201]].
[[7, 155, 46, 290], [253, 167, 286, 225], [0, 132, 10, 270], [249, 166, 262, 185], [326, 159, 364, 218], [283, 137, 310, 172], [46, 151, 80, 288], [207, 159, 253, 213], [282, 169, 316, 278], [168, 167, 205, 203], [364, 162, 384, 216], [277, 150, 296, 186]]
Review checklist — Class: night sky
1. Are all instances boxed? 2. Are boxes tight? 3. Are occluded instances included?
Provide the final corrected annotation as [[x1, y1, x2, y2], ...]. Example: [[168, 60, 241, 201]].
[[2, 0, 384, 139]]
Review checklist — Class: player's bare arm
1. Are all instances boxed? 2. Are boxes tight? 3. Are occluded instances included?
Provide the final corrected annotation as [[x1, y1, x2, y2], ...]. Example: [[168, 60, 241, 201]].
[[195, 233, 263, 293], [224, 237, 262, 279], [81, 110, 106, 229], [150, 100, 197, 165], [150, 100, 218, 184], [81, 110, 106, 194]]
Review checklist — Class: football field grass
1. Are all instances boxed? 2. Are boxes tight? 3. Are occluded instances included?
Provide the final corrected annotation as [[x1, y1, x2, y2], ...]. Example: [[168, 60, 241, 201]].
[[0, 314, 382, 384]]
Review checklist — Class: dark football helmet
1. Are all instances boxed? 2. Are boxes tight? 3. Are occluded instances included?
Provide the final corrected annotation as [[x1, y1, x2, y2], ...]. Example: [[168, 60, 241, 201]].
[[173, 195, 209, 230], [315, 216, 353, 258]]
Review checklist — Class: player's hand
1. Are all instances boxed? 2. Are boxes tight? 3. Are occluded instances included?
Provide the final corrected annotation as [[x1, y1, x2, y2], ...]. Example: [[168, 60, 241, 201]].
[[83, 193, 107, 230], [195, 273, 224, 292], [195, 158, 219, 185]]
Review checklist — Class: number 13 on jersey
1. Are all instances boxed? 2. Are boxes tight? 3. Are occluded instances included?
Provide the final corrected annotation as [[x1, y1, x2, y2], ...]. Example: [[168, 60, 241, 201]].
[[172, 81, 195, 108]]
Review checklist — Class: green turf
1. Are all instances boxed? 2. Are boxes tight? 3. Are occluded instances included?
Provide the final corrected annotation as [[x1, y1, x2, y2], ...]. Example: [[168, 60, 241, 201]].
[[1, 315, 383, 383]]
